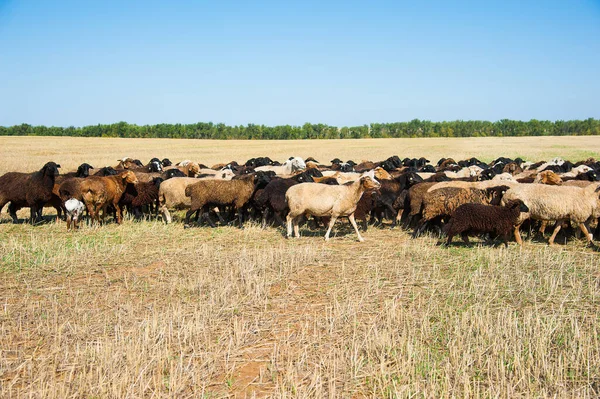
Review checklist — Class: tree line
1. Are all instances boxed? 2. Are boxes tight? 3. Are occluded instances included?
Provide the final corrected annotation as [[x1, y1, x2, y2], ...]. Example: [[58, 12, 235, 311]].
[[1, 118, 599, 139]]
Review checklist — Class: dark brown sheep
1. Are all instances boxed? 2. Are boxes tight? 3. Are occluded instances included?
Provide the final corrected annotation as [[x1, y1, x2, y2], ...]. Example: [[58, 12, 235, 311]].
[[413, 185, 508, 237], [184, 171, 272, 228], [0, 162, 61, 223], [119, 177, 164, 219], [443, 200, 529, 247]]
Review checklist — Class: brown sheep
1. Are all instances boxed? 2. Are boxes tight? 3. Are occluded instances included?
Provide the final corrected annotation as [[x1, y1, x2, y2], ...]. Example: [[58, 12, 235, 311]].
[[184, 172, 273, 228], [413, 186, 508, 237], [80, 170, 139, 224]]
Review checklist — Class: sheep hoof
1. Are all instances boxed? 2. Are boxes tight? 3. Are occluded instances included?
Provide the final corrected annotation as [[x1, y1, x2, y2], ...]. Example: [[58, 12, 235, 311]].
[[183, 224, 191, 229], [358, 238, 365, 243]]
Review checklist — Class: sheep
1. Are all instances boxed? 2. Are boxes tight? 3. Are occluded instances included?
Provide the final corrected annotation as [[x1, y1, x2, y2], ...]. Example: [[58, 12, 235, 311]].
[[256, 157, 306, 175], [119, 177, 164, 220], [560, 165, 594, 179], [443, 200, 529, 247], [94, 166, 119, 176], [501, 183, 600, 245], [178, 162, 201, 177], [115, 157, 140, 170], [64, 198, 86, 230], [158, 177, 200, 223], [0, 161, 61, 224], [162, 168, 187, 179], [80, 170, 139, 224], [533, 170, 563, 185], [285, 176, 381, 242], [184, 172, 273, 228], [413, 185, 508, 237], [372, 172, 423, 227]]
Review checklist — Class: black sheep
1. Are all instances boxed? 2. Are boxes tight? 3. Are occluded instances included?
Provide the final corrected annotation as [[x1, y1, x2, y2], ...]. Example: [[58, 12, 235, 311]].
[[443, 200, 529, 247], [0, 162, 61, 223], [254, 171, 315, 227]]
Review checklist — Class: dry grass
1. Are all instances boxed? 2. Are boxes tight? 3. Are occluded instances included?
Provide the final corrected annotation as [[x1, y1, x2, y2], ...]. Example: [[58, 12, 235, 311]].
[[1, 136, 600, 398]]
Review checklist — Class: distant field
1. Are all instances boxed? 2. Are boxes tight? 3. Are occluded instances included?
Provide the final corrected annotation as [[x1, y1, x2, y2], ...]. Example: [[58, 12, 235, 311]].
[[1, 135, 600, 397], [1, 135, 599, 174]]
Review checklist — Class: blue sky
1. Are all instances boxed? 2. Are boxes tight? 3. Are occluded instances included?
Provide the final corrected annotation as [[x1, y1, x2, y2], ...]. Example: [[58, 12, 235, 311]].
[[0, 0, 599, 127]]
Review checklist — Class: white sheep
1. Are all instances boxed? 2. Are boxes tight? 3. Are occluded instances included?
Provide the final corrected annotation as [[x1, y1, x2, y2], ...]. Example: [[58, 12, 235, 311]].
[[64, 198, 85, 230], [285, 176, 381, 242], [256, 157, 306, 175], [501, 183, 600, 245]]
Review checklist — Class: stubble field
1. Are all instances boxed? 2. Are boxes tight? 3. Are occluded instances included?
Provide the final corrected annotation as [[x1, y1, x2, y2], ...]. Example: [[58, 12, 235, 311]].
[[1, 136, 600, 398]]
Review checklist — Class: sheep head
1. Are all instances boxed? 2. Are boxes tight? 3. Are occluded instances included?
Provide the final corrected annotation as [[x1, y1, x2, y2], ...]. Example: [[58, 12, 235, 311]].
[[360, 176, 381, 192], [42, 162, 61, 176], [534, 170, 563, 185], [373, 167, 392, 180], [120, 170, 139, 185]]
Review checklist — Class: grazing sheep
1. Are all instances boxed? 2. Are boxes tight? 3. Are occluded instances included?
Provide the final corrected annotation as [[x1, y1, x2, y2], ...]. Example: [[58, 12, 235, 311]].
[[119, 177, 164, 220], [158, 177, 200, 223], [443, 200, 529, 247], [64, 198, 86, 230], [80, 170, 139, 224], [184, 172, 272, 228], [0, 161, 61, 224], [285, 176, 381, 242], [501, 183, 600, 245]]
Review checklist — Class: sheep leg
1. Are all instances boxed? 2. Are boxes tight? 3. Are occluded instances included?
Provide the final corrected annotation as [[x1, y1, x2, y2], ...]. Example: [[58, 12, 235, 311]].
[[261, 208, 269, 228], [324, 215, 338, 241], [286, 214, 294, 238], [237, 207, 244, 228], [204, 207, 217, 228], [184, 209, 196, 227], [7, 203, 19, 224], [513, 224, 523, 246], [539, 220, 548, 236], [114, 203, 123, 224], [348, 214, 364, 242], [66, 215, 72, 230], [548, 221, 563, 245], [445, 233, 454, 246], [273, 211, 286, 228], [293, 217, 300, 237], [461, 232, 470, 243], [160, 205, 172, 224], [578, 223, 593, 244], [412, 219, 428, 238], [395, 209, 404, 227]]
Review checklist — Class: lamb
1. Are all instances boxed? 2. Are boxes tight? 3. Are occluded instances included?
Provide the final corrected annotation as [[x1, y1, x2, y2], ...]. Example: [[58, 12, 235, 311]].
[[80, 170, 139, 224], [158, 177, 200, 223], [184, 171, 273, 228], [285, 176, 381, 242], [0, 161, 61, 224], [501, 183, 600, 245], [443, 200, 529, 247], [64, 198, 86, 230], [413, 186, 508, 237]]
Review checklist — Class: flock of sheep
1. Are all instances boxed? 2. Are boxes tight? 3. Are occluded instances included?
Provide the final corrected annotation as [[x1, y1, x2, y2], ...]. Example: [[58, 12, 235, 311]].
[[1, 154, 599, 246]]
